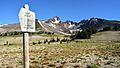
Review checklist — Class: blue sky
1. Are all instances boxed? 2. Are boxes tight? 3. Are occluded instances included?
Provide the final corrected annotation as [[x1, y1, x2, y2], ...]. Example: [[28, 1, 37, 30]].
[[0, 0, 120, 24]]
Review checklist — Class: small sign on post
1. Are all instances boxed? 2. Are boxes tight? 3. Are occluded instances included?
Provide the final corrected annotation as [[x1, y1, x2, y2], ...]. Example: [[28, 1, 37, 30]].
[[19, 4, 35, 32], [19, 4, 35, 68]]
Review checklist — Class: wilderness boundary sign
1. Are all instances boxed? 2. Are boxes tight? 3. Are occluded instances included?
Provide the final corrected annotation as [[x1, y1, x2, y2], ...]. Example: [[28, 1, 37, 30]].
[[19, 4, 35, 32]]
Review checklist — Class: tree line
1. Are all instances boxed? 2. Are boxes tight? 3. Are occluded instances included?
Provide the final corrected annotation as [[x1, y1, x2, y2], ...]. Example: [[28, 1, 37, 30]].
[[0, 31, 54, 37], [32, 38, 72, 45], [70, 27, 97, 39], [71, 26, 120, 39]]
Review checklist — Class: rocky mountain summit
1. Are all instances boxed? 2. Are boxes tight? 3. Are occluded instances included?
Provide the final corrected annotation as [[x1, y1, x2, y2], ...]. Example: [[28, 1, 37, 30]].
[[0, 16, 120, 34]]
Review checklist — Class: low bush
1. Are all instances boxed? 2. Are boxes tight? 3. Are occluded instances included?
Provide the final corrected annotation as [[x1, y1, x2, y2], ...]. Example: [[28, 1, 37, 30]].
[[33, 42, 37, 45], [87, 64, 99, 68]]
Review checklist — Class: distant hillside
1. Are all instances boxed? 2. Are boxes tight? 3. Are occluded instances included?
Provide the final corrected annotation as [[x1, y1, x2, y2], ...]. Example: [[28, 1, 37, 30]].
[[1, 17, 120, 34], [0, 24, 20, 33], [78, 18, 120, 30], [36, 17, 70, 35]]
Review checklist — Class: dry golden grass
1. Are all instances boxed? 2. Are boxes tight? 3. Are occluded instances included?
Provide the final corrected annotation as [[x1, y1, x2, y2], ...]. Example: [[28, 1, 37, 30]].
[[0, 31, 120, 68]]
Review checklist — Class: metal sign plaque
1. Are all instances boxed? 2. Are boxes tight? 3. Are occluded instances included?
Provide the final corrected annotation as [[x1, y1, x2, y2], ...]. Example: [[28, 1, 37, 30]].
[[19, 4, 35, 32]]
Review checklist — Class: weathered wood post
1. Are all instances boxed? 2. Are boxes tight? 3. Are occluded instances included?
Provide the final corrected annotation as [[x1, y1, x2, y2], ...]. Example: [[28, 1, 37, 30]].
[[19, 4, 35, 68], [23, 32, 29, 68]]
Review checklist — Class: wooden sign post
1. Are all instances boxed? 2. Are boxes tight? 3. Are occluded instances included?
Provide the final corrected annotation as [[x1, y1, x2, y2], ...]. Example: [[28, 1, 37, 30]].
[[19, 4, 35, 68], [23, 32, 29, 68]]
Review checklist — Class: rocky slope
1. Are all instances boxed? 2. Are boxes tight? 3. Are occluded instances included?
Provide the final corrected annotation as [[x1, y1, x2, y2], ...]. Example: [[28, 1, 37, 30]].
[[78, 18, 120, 30], [1, 17, 120, 34]]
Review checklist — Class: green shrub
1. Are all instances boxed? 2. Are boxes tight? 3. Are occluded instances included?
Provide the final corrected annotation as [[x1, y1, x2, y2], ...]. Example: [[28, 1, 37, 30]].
[[113, 26, 120, 31], [33, 42, 37, 45], [44, 39, 48, 44], [103, 26, 111, 31], [56, 37, 60, 42], [70, 27, 97, 39], [6, 64, 13, 68], [71, 31, 90, 39], [48, 41, 50, 44], [87, 64, 99, 68], [50, 38, 55, 42], [38, 41, 41, 44], [61, 38, 67, 42]]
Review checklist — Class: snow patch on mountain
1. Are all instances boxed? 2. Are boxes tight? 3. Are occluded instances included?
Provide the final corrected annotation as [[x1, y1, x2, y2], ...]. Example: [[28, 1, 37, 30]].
[[0, 24, 8, 27]]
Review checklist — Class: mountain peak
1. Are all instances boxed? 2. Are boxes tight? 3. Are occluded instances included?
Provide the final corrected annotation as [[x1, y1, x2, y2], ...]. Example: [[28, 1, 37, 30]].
[[46, 16, 61, 24]]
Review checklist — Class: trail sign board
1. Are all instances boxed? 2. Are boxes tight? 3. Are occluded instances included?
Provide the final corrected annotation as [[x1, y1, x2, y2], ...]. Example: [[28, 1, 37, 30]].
[[19, 4, 35, 68], [19, 5, 35, 32]]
